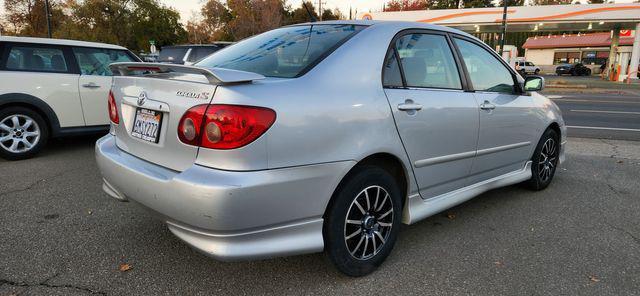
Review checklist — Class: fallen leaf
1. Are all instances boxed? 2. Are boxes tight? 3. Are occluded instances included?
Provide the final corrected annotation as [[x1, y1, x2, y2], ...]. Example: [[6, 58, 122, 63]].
[[494, 261, 504, 267], [617, 160, 624, 164], [589, 275, 599, 283], [446, 212, 456, 220], [87, 209, 93, 215], [119, 263, 132, 272]]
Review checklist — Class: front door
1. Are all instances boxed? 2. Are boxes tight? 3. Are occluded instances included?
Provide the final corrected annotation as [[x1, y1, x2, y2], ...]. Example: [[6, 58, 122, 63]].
[[73, 47, 137, 126], [382, 32, 479, 199], [453, 37, 537, 183]]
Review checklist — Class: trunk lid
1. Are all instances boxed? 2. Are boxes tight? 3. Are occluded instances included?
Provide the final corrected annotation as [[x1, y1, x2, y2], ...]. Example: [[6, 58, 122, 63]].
[[111, 74, 215, 171]]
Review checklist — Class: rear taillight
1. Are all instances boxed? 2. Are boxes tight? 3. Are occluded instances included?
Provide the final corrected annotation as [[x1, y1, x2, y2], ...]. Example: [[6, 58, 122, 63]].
[[177, 104, 276, 150], [108, 90, 119, 124]]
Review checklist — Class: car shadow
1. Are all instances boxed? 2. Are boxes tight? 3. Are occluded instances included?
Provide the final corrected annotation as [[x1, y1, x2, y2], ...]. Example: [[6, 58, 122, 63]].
[[0, 133, 106, 163]]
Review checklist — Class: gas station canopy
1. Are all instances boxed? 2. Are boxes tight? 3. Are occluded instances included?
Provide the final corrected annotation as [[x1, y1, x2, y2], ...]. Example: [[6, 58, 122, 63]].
[[361, 3, 640, 33]]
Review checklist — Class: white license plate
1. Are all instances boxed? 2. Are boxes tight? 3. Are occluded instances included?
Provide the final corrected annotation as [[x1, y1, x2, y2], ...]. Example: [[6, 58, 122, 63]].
[[131, 108, 163, 143]]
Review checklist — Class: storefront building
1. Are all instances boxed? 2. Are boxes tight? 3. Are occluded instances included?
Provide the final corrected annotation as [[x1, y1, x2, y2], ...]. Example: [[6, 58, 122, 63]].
[[523, 31, 636, 74]]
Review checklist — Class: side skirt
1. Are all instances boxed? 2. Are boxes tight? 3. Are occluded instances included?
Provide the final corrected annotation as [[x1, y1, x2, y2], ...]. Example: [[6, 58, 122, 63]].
[[402, 161, 532, 224]]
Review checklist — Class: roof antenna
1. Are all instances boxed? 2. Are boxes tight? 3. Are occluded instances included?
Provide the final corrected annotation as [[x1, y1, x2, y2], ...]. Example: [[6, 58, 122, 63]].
[[303, 2, 317, 22]]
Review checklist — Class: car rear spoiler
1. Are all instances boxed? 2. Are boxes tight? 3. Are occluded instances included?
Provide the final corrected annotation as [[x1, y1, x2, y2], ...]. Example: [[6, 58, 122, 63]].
[[109, 62, 265, 85]]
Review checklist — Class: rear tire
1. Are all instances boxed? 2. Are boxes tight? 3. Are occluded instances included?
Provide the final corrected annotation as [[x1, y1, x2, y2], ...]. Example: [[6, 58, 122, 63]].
[[324, 166, 402, 277], [524, 128, 559, 191], [0, 106, 49, 160]]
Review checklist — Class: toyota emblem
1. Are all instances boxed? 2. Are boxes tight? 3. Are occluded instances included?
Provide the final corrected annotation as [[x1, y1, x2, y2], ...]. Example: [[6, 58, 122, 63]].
[[137, 91, 147, 106]]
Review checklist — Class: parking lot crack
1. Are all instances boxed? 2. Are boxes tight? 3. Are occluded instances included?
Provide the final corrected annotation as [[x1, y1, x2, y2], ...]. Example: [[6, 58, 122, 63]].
[[0, 276, 106, 295], [0, 168, 80, 198]]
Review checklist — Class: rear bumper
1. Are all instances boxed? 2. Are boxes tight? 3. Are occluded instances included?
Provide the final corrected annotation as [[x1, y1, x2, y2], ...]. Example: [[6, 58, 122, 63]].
[[95, 135, 354, 260]]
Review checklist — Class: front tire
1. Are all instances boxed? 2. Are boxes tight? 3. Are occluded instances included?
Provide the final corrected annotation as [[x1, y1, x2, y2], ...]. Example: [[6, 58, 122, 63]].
[[0, 107, 49, 160], [324, 166, 402, 277], [524, 128, 559, 191]]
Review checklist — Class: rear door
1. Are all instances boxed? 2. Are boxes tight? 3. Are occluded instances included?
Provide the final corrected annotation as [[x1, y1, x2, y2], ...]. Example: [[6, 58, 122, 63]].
[[382, 31, 480, 199], [452, 37, 537, 183], [73, 47, 138, 126]]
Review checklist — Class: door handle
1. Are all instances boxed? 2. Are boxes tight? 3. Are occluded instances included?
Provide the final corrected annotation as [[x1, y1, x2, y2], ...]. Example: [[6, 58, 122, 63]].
[[480, 100, 496, 110], [82, 82, 100, 88], [398, 100, 423, 111]]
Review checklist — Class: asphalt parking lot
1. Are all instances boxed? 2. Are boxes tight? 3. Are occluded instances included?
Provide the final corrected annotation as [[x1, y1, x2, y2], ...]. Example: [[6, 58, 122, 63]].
[[1, 134, 639, 295]]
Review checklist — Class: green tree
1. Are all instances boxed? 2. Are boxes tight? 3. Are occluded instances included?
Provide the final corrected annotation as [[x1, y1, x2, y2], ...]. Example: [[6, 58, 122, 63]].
[[498, 0, 524, 6], [529, 0, 572, 5], [130, 0, 187, 50], [287, 1, 319, 24], [3, 0, 66, 37], [463, 0, 493, 8]]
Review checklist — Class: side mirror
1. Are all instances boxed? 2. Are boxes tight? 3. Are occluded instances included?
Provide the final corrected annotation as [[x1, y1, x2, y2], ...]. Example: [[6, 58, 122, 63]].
[[524, 75, 544, 92]]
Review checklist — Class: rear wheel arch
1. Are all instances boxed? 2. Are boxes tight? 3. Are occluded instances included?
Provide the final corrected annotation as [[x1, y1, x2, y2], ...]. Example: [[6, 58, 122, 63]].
[[0, 93, 60, 137], [325, 152, 409, 219]]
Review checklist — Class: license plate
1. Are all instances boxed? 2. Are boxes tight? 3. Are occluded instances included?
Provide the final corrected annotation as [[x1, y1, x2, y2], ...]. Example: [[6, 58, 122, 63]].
[[131, 108, 163, 143]]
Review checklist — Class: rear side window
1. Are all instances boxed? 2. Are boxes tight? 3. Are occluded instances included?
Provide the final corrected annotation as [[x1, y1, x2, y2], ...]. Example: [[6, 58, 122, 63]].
[[395, 34, 461, 89], [454, 38, 515, 93], [186, 47, 218, 63], [197, 24, 365, 78], [5, 45, 68, 72], [382, 48, 403, 87], [73, 47, 135, 76]]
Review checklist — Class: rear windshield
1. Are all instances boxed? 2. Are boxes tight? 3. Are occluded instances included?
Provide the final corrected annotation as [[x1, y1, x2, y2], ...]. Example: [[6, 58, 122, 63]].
[[196, 24, 365, 78], [159, 47, 188, 63]]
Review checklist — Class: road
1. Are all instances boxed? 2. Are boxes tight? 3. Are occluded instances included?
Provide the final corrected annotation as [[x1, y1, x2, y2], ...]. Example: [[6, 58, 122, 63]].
[[1, 136, 640, 295], [545, 92, 640, 141]]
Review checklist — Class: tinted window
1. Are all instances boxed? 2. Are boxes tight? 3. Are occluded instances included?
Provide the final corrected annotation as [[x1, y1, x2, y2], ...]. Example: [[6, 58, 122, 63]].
[[159, 47, 188, 63], [395, 34, 461, 89], [382, 48, 403, 87], [197, 24, 364, 78], [186, 47, 219, 62], [6, 45, 68, 72], [73, 47, 135, 76], [525, 62, 534, 66], [454, 38, 515, 93]]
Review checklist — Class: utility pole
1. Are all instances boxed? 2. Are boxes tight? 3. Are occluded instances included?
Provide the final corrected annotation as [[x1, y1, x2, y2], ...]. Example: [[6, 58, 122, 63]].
[[498, 0, 508, 55], [44, 0, 52, 38], [318, 0, 322, 21]]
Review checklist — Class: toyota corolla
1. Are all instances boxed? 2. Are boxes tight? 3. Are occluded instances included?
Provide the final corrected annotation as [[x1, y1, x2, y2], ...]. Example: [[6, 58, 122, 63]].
[[96, 21, 566, 276]]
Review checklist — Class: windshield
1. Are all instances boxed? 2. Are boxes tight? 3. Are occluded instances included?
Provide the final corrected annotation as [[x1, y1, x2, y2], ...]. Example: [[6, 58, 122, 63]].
[[196, 24, 365, 78], [159, 47, 188, 63]]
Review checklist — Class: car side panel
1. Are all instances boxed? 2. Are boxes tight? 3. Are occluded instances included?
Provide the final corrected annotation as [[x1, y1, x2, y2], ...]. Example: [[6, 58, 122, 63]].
[[0, 71, 84, 127], [196, 24, 420, 198]]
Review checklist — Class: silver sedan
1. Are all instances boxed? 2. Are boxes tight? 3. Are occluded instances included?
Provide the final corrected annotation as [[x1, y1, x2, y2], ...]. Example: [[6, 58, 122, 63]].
[[96, 20, 565, 276]]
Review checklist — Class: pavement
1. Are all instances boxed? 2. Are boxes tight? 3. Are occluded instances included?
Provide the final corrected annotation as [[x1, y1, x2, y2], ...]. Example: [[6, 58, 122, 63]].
[[544, 92, 640, 141], [1, 135, 640, 295]]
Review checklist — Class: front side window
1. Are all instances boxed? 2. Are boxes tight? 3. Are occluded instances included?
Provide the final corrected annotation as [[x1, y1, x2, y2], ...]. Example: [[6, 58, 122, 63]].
[[197, 24, 365, 78], [73, 47, 136, 76], [395, 34, 461, 89], [5, 46, 68, 72], [454, 38, 515, 93], [525, 62, 534, 66]]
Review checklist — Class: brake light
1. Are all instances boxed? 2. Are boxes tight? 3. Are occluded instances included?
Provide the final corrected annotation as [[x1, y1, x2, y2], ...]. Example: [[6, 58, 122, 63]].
[[177, 104, 276, 150], [108, 90, 119, 124]]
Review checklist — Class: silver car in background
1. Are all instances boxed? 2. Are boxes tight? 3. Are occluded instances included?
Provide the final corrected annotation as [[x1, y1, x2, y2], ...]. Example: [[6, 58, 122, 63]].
[[96, 21, 565, 276]]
